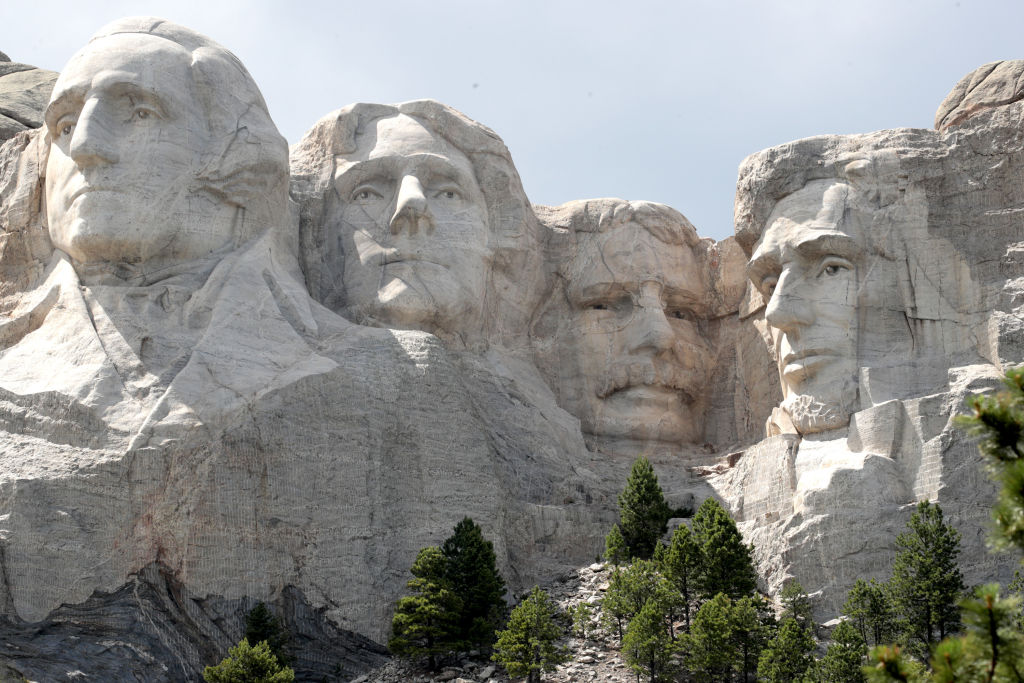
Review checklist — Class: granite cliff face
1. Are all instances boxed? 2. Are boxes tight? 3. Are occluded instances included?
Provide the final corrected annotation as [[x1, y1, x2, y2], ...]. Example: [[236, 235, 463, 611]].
[[0, 15, 1020, 680]]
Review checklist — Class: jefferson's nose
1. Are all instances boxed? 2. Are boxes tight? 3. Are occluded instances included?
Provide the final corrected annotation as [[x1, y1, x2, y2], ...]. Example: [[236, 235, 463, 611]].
[[764, 270, 814, 335], [68, 99, 119, 167], [389, 175, 434, 236]]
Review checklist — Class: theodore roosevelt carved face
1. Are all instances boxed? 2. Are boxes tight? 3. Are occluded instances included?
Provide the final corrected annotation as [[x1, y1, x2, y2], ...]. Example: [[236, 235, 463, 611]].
[[43, 20, 287, 281], [746, 180, 863, 435], [549, 200, 713, 444]]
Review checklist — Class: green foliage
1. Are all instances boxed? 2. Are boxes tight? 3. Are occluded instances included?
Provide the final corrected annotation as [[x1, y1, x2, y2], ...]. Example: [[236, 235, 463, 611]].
[[758, 617, 817, 683], [605, 524, 627, 566], [682, 592, 766, 682], [600, 559, 677, 642], [568, 602, 593, 639], [492, 586, 568, 683], [661, 523, 702, 633], [929, 583, 1024, 682], [955, 366, 1024, 553], [617, 457, 673, 560], [244, 603, 290, 666], [820, 621, 867, 683], [203, 638, 295, 683], [780, 580, 814, 636], [888, 501, 965, 660], [441, 517, 507, 650], [692, 497, 758, 601], [389, 546, 464, 669], [844, 578, 897, 649], [622, 598, 678, 683], [863, 645, 927, 682]]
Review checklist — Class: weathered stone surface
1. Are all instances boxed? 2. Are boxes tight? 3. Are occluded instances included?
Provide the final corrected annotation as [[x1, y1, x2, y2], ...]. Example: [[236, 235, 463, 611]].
[[0, 563, 386, 682], [936, 60, 1024, 131], [721, 85, 1024, 619], [0, 54, 57, 142], [1, 17, 1023, 677]]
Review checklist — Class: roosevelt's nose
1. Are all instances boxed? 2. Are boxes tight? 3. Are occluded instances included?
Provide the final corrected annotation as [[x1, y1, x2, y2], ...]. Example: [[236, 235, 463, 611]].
[[764, 269, 814, 335], [389, 175, 434, 236], [68, 98, 119, 167], [626, 284, 676, 355]]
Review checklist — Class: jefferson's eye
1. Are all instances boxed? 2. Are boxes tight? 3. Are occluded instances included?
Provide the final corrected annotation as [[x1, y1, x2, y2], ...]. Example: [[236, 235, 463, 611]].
[[434, 188, 461, 200], [351, 186, 383, 201]]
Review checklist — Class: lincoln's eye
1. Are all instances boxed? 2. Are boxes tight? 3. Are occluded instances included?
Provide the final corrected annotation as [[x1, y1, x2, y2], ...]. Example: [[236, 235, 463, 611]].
[[824, 264, 840, 275]]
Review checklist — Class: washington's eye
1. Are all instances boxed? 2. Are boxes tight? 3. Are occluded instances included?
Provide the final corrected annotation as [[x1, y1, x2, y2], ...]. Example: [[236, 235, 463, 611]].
[[60, 122, 74, 137], [762, 277, 778, 296]]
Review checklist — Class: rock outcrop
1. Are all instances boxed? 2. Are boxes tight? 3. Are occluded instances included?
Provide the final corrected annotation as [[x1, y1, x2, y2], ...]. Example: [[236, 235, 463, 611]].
[[0, 52, 56, 143], [0, 16, 1021, 680]]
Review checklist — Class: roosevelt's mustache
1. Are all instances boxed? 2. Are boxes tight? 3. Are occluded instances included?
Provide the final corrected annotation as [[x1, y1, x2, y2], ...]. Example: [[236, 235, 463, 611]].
[[596, 361, 706, 402]]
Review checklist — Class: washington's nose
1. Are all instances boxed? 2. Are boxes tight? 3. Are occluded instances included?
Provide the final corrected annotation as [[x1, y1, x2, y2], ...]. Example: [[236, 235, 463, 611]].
[[764, 270, 813, 334], [389, 175, 434, 236], [68, 99, 119, 167]]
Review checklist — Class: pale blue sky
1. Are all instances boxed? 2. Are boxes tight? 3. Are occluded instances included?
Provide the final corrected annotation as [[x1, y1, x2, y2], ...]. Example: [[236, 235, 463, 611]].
[[4, 0, 1022, 241]]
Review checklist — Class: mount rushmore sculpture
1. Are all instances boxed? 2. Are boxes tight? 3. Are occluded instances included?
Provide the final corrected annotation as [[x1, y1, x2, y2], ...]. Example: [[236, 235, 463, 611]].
[[0, 16, 1020, 680]]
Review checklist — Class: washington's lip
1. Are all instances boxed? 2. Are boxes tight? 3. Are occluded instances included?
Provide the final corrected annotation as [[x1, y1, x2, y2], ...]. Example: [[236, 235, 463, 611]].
[[69, 185, 117, 202]]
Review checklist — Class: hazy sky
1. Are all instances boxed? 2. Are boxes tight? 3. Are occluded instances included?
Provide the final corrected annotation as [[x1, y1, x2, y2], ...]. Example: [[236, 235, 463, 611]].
[[5, 0, 1023, 241]]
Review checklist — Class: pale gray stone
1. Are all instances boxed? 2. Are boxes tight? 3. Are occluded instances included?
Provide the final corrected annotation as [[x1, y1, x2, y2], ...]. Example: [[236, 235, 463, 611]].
[[936, 60, 1024, 131]]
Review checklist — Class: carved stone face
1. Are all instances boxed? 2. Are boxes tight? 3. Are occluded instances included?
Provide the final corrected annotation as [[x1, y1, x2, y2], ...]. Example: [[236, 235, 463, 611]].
[[44, 33, 232, 271], [747, 180, 862, 434], [560, 225, 712, 442], [331, 114, 491, 340]]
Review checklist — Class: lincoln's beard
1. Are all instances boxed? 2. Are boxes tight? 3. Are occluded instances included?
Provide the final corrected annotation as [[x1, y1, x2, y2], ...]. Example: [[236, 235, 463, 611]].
[[781, 391, 856, 435]]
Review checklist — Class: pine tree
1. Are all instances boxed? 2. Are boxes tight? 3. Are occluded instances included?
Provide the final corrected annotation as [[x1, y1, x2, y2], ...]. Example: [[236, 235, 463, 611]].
[[622, 598, 678, 683], [757, 617, 817, 683], [203, 638, 295, 683], [600, 559, 676, 642], [843, 579, 896, 648], [617, 457, 673, 560], [605, 523, 627, 566], [389, 546, 463, 670], [779, 580, 814, 636], [683, 592, 739, 682], [661, 523, 702, 633], [244, 602, 291, 665], [955, 366, 1024, 553], [888, 501, 965, 660], [730, 595, 768, 683], [492, 586, 569, 683], [691, 497, 758, 600], [441, 517, 507, 650], [820, 621, 867, 683], [929, 583, 1024, 682]]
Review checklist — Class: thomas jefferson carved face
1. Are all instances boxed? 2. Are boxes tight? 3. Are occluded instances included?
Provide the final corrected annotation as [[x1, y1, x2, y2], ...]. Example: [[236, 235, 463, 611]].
[[747, 180, 863, 434], [45, 33, 236, 273], [330, 114, 492, 341], [559, 218, 712, 443]]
